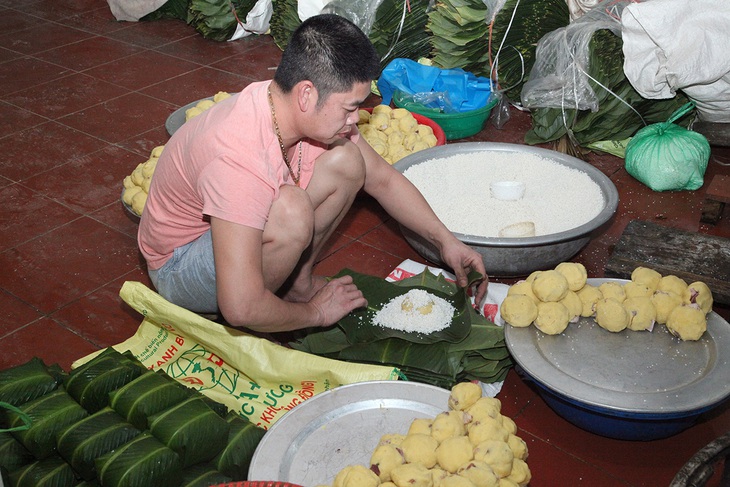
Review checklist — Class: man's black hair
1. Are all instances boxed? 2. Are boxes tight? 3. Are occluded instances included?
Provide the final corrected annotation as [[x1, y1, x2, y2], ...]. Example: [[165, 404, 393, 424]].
[[273, 14, 381, 106]]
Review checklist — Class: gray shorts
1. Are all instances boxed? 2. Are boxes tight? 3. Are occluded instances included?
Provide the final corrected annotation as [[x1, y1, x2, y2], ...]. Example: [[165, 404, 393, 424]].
[[148, 229, 219, 313]]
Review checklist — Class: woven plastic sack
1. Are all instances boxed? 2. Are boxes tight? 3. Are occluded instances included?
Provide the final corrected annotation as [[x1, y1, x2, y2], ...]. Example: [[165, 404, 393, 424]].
[[72, 282, 400, 430], [625, 103, 710, 192]]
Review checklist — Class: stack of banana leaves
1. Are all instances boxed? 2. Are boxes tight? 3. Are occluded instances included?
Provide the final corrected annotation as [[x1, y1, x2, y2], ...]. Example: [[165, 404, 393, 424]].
[[142, 0, 259, 42], [271, 0, 432, 71], [269, 0, 300, 50], [427, 0, 569, 103], [0, 349, 265, 487], [524, 29, 691, 152], [287, 269, 512, 390]]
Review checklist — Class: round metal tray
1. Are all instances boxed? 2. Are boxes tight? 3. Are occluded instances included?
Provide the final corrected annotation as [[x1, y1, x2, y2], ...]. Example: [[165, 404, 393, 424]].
[[165, 96, 215, 136], [504, 278, 730, 414], [248, 381, 449, 485]]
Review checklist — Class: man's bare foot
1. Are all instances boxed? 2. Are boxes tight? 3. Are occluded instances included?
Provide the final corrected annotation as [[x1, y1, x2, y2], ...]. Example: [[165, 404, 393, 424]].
[[280, 275, 328, 303]]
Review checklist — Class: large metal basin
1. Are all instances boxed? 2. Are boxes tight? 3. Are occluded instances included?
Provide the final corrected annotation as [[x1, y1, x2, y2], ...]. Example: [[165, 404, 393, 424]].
[[393, 142, 619, 277]]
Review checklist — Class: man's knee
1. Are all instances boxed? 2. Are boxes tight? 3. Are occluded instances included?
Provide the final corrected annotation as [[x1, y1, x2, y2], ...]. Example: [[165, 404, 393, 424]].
[[267, 185, 314, 246], [320, 140, 366, 186]]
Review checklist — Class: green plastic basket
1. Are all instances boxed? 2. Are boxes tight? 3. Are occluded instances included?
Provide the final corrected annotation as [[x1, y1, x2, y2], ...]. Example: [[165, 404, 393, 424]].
[[393, 91, 498, 140]]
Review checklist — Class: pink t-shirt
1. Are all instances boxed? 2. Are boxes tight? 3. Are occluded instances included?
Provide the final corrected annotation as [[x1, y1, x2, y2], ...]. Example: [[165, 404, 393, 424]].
[[138, 81, 334, 270]]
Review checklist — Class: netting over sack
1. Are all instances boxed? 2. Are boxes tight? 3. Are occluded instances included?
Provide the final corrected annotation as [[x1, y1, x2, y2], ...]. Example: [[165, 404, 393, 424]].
[[624, 103, 710, 192]]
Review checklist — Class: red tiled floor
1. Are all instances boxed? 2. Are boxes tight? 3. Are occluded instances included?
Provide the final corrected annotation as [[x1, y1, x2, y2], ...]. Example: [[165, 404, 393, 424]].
[[1, 2, 729, 486]]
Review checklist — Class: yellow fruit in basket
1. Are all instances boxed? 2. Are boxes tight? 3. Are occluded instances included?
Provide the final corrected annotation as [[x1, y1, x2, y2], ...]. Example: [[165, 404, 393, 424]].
[[652, 290, 682, 324], [141, 158, 157, 178], [390, 463, 432, 487], [458, 460, 499, 487], [372, 104, 392, 116], [150, 145, 165, 158], [598, 281, 626, 303], [507, 433, 528, 460], [531, 270, 569, 302], [391, 107, 410, 119], [431, 410, 467, 443], [500, 294, 538, 328], [631, 266, 662, 292], [370, 443, 404, 482], [623, 280, 653, 299], [185, 106, 203, 121], [595, 298, 629, 332], [534, 301, 570, 335], [623, 296, 656, 331], [508, 458, 532, 486], [122, 185, 143, 206], [131, 164, 145, 186], [473, 439, 514, 477], [213, 91, 231, 102], [400, 433, 438, 468], [122, 175, 135, 189], [423, 133, 439, 148], [448, 381, 482, 411], [684, 281, 713, 314], [196, 99, 215, 111], [559, 290, 582, 322], [554, 262, 587, 291], [666, 304, 707, 341], [576, 284, 602, 317], [657, 274, 689, 296], [417, 124, 434, 136], [333, 464, 379, 487], [411, 140, 430, 152], [436, 436, 473, 473], [131, 190, 147, 215]]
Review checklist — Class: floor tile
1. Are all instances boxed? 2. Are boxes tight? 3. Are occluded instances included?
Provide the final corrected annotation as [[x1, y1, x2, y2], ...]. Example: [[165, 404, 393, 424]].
[[211, 40, 283, 80], [0, 216, 139, 314], [34, 35, 145, 71], [50, 266, 152, 349], [0, 100, 47, 135], [106, 17, 196, 48], [13, 0, 104, 20], [0, 8, 49, 36], [358, 219, 425, 262], [62, 6, 133, 35], [23, 144, 143, 213], [84, 50, 199, 91], [337, 194, 390, 239], [139, 66, 251, 106], [90, 199, 142, 239], [496, 368, 538, 419], [0, 182, 79, 252], [0, 45, 20, 63], [0, 288, 42, 338], [313, 240, 407, 279], [0, 317, 99, 371], [0, 22, 92, 55], [0, 121, 106, 182], [154, 32, 261, 66], [3, 72, 130, 119], [0, 56, 70, 95], [117, 125, 171, 157], [57, 91, 176, 143]]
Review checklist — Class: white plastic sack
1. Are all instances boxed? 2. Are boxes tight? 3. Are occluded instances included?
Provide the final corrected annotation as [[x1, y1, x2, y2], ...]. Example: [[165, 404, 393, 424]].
[[107, 0, 167, 21], [229, 0, 273, 41], [622, 0, 730, 122], [298, 0, 329, 21]]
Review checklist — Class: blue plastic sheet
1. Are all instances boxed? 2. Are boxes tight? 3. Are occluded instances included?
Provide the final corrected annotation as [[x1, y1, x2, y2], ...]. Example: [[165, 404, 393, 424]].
[[377, 58, 492, 113]]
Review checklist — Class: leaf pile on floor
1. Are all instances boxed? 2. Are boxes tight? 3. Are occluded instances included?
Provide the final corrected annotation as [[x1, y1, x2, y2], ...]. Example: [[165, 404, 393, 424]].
[[288, 269, 513, 389], [0, 349, 265, 487]]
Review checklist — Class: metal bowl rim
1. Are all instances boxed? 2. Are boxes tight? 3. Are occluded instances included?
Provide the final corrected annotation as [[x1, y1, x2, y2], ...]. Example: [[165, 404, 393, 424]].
[[393, 142, 619, 247]]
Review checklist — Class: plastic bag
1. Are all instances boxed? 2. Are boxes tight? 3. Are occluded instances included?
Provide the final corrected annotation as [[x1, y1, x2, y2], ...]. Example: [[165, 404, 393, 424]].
[[72, 282, 400, 429], [320, 0, 385, 35], [624, 103, 710, 192], [521, 0, 631, 112], [377, 58, 493, 112]]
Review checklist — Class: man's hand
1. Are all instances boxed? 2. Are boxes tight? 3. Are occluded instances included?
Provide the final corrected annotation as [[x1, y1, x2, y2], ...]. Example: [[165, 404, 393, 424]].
[[309, 275, 368, 326], [440, 239, 489, 305]]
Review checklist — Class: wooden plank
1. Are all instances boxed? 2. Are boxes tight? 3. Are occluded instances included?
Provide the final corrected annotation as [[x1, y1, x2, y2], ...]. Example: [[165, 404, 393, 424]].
[[706, 175, 730, 204], [605, 220, 730, 305], [693, 121, 730, 147]]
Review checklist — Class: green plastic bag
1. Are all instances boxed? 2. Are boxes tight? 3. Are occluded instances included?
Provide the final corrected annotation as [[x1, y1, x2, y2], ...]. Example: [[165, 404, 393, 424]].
[[625, 102, 710, 191]]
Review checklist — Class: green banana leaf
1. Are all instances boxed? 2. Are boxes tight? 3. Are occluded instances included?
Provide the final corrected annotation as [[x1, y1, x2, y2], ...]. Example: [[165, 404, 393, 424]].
[[9, 456, 76, 487], [0, 432, 34, 473], [180, 463, 232, 487], [148, 396, 230, 468], [489, 0, 570, 101], [525, 29, 691, 147], [96, 432, 182, 487], [56, 407, 141, 481], [214, 411, 266, 480], [65, 348, 145, 413], [333, 268, 480, 345], [269, 0, 300, 51], [8, 388, 88, 460], [289, 269, 512, 389], [109, 370, 193, 430], [188, 0, 258, 42], [0, 357, 61, 407]]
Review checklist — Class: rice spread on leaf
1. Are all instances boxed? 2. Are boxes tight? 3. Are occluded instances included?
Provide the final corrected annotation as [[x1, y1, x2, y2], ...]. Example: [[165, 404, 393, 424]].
[[373, 289, 456, 333]]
